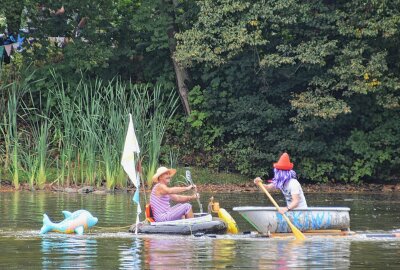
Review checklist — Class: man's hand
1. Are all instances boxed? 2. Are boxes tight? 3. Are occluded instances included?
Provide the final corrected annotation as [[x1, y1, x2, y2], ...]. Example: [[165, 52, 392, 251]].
[[186, 184, 196, 191], [254, 177, 262, 185], [278, 207, 289, 215]]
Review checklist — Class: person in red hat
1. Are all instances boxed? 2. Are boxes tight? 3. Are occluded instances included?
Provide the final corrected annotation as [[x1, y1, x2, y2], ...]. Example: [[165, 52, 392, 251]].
[[254, 153, 307, 214]]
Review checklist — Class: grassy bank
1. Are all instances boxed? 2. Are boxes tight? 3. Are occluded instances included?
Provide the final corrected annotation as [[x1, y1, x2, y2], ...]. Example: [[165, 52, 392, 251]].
[[2, 164, 399, 194], [0, 165, 249, 189]]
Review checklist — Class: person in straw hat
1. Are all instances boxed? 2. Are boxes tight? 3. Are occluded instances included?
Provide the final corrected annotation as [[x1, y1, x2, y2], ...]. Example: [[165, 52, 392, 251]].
[[150, 166, 200, 222], [254, 153, 307, 215]]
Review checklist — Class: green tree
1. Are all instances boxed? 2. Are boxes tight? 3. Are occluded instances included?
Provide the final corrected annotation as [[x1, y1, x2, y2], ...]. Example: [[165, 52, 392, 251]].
[[0, 0, 25, 35], [173, 0, 400, 182]]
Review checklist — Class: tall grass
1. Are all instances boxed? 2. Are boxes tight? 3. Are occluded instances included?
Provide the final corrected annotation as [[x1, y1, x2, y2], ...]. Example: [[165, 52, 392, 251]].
[[0, 70, 180, 190], [19, 88, 52, 190], [144, 86, 180, 185], [21, 143, 38, 190], [1, 84, 21, 189], [0, 71, 38, 189], [36, 119, 51, 189], [51, 71, 77, 186], [100, 81, 129, 189]]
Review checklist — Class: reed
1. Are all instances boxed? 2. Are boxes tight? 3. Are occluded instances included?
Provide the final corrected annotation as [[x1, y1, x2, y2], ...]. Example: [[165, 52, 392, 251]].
[[1, 69, 180, 190], [20, 87, 53, 189], [4, 84, 21, 189], [20, 136, 39, 190], [1, 71, 40, 189], [144, 86, 180, 185], [168, 149, 180, 169], [100, 80, 139, 189], [51, 71, 77, 186], [36, 119, 51, 189], [19, 101, 37, 190], [77, 80, 99, 186], [100, 88, 126, 189]]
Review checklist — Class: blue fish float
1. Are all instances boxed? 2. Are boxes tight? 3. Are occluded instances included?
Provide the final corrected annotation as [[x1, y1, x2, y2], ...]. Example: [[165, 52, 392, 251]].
[[40, 210, 98, 235]]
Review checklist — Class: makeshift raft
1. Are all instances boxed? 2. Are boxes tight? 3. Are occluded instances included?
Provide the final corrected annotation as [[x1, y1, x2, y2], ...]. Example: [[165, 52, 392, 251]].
[[233, 206, 351, 234], [129, 214, 227, 235]]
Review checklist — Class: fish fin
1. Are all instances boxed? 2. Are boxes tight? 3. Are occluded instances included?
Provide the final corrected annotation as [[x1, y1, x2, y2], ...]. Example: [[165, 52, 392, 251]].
[[75, 226, 84, 235], [62, 210, 73, 218], [39, 214, 53, 234]]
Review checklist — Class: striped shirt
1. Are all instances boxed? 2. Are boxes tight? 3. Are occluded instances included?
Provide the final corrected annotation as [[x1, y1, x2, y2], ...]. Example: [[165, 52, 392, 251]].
[[150, 183, 192, 222]]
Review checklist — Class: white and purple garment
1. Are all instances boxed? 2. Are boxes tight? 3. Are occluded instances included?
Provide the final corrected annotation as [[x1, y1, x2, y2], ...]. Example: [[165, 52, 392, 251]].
[[150, 183, 192, 222], [272, 169, 308, 208]]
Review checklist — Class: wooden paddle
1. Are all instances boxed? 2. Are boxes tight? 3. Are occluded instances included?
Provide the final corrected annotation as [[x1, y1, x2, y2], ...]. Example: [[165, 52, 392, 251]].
[[256, 181, 306, 240]]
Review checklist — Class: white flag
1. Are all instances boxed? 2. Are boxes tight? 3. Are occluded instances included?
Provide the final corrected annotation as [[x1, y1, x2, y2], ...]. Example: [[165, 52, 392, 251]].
[[121, 114, 141, 216]]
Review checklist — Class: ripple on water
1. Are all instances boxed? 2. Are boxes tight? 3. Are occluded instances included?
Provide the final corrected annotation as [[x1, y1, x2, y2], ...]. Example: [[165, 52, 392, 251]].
[[1, 191, 400, 269]]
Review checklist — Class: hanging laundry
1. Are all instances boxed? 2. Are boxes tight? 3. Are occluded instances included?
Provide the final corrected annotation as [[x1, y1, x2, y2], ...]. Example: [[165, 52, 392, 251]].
[[4, 44, 12, 56]]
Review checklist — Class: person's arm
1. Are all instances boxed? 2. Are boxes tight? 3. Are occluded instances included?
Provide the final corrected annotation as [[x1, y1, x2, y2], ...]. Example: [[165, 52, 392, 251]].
[[254, 177, 275, 191], [170, 193, 199, 203], [279, 180, 303, 214], [156, 183, 195, 196], [279, 194, 300, 215]]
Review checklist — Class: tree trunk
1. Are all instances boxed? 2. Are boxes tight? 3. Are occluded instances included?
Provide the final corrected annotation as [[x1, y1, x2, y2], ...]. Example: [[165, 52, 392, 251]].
[[168, 30, 191, 115], [165, 1, 191, 115]]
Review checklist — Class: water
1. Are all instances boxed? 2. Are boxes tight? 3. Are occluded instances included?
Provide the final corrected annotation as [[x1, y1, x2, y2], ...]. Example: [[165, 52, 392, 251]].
[[1, 191, 399, 269]]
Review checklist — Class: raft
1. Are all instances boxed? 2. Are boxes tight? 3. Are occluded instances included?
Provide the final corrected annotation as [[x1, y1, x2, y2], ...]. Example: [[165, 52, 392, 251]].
[[233, 206, 351, 233], [129, 214, 227, 235]]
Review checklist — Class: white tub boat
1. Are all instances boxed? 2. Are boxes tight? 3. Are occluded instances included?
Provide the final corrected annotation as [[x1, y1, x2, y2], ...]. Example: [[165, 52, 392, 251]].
[[233, 207, 350, 234]]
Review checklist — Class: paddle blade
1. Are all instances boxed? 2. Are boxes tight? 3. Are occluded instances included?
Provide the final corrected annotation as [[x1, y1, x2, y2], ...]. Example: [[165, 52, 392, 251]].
[[282, 214, 306, 240], [289, 222, 306, 241]]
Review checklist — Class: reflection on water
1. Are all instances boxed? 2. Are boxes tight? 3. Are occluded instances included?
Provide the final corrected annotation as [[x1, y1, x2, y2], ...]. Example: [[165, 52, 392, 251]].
[[112, 236, 352, 270], [255, 240, 350, 269], [142, 237, 195, 269], [41, 237, 97, 269], [212, 239, 237, 269], [119, 238, 142, 270], [0, 191, 399, 269]]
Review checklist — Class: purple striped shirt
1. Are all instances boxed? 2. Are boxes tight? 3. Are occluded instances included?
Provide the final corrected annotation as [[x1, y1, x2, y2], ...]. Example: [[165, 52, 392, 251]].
[[150, 183, 192, 222]]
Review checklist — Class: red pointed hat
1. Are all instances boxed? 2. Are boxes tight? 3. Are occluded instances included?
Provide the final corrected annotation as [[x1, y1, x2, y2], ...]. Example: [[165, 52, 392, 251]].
[[273, 153, 293, 170]]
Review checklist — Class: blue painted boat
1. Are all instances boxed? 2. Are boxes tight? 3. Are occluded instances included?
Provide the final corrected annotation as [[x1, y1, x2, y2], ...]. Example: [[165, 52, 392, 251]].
[[233, 207, 350, 233]]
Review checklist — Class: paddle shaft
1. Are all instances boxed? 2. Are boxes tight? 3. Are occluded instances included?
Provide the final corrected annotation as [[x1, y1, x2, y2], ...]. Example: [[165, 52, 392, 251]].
[[257, 182, 292, 224], [193, 185, 203, 213], [186, 170, 203, 213], [256, 181, 306, 240]]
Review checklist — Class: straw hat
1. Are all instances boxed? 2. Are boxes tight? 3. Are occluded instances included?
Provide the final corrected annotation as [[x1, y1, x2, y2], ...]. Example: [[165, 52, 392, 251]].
[[152, 167, 177, 182], [273, 153, 294, 170]]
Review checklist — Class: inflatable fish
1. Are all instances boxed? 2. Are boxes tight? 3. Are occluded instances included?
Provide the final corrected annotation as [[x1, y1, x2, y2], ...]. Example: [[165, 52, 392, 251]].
[[40, 209, 98, 235]]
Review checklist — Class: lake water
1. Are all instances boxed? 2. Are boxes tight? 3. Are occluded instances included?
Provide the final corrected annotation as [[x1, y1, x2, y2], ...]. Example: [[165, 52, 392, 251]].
[[0, 191, 399, 269]]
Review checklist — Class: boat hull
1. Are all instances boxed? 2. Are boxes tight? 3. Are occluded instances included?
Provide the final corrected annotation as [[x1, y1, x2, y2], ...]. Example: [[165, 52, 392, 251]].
[[233, 207, 350, 233], [130, 214, 227, 235]]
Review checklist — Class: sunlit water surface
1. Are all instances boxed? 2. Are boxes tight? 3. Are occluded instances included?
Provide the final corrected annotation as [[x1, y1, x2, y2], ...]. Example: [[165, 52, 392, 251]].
[[1, 191, 399, 269]]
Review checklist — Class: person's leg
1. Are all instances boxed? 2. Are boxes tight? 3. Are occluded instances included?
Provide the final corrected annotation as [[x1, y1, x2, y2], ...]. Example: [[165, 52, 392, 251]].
[[184, 208, 194, 219], [166, 203, 193, 221]]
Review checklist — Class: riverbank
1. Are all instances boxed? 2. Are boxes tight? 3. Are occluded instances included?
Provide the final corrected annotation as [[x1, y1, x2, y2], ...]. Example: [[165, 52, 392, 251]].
[[1, 180, 399, 193]]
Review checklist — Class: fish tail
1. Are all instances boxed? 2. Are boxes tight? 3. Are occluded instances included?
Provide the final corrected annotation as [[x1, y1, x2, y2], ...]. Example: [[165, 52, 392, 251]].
[[39, 214, 53, 234]]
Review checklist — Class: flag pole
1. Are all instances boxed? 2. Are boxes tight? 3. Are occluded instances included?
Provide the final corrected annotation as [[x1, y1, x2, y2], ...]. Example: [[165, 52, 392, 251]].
[[121, 114, 142, 235], [134, 154, 141, 235]]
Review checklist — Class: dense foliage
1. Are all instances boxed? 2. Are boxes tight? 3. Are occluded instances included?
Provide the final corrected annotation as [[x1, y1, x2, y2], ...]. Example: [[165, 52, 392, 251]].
[[1, 0, 400, 186]]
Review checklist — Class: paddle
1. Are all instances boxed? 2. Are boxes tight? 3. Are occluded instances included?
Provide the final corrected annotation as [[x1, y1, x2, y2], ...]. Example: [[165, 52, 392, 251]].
[[186, 169, 203, 213], [256, 181, 306, 240]]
